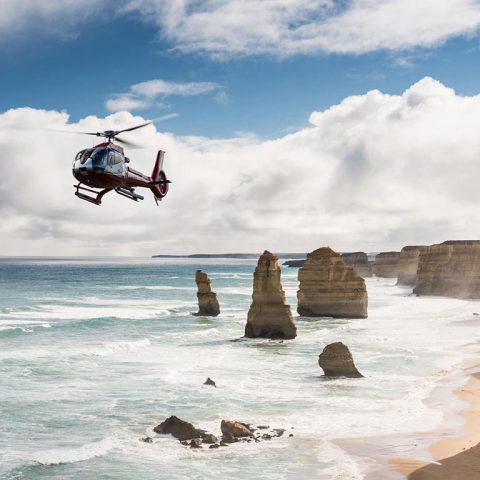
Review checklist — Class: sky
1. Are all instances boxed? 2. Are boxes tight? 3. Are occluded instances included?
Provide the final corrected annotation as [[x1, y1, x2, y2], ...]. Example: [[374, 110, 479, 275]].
[[1, 0, 480, 256]]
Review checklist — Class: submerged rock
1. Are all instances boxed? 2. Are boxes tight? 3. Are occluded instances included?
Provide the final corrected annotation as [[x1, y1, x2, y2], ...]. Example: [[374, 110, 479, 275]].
[[203, 377, 216, 387], [153, 416, 207, 441], [193, 270, 220, 316], [189, 438, 203, 448], [397, 246, 426, 286], [372, 252, 400, 278], [245, 251, 297, 339], [297, 247, 368, 318], [318, 342, 363, 378], [414, 240, 480, 298]]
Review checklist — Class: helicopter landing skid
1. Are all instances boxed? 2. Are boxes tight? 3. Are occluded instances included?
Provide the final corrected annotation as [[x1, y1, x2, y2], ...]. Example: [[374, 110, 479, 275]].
[[115, 187, 144, 202], [74, 183, 112, 205]]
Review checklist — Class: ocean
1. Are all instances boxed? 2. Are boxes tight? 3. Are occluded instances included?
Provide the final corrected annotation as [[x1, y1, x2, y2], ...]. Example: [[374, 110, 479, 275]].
[[1, 257, 479, 479]]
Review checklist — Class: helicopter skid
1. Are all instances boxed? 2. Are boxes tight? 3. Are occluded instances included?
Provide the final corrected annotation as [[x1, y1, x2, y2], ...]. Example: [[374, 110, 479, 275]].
[[115, 187, 144, 202], [74, 183, 112, 206]]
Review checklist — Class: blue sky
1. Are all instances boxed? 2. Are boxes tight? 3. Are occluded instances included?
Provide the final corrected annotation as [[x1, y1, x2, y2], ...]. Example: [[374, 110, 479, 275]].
[[2, 1, 480, 138]]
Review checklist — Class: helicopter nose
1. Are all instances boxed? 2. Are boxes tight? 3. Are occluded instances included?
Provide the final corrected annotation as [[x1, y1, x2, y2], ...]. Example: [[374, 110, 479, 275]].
[[74, 157, 93, 176]]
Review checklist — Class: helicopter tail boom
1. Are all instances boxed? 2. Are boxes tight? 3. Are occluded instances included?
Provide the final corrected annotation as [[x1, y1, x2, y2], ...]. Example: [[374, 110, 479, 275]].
[[150, 150, 170, 204]]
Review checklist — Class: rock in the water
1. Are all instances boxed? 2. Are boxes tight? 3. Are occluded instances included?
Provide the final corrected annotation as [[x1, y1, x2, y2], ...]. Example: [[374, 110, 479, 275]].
[[397, 246, 426, 286], [373, 252, 400, 278], [297, 247, 368, 318], [318, 342, 363, 378], [202, 433, 218, 444], [189, 438, 203, 448], [414, 241, 480, 298], [245, 251, 297, 339], [203, 377, 216, 387], [221, 420, 254, 438], [341, 252, 372, 278], [193, 270, 220, 316], [140, 436, 153, 443], [153, 416, 206, 441]]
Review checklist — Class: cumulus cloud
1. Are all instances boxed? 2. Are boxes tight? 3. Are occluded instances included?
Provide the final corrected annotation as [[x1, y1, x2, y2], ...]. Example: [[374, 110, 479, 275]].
[[106, 78, 220, 112], [122, 0, 480, 58], [1, 77, 480, 256]]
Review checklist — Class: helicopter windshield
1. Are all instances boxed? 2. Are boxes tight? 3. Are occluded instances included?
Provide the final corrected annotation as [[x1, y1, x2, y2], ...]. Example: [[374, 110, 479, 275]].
[[90, 148, 108, 168]]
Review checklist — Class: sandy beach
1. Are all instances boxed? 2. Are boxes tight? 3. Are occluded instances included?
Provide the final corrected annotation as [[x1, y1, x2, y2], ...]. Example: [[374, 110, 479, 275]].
[[391, 363, 480, 479]]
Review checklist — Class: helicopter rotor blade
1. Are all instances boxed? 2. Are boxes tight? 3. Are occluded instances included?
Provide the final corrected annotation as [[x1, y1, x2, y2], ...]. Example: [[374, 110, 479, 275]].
[[114, 120, 153, 135], [115, 136, 142, 148]]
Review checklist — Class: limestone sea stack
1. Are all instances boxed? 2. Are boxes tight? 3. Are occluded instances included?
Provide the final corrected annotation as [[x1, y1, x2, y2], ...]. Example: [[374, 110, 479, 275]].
[[245, 251, 296, 339], [414, 241, 480, 299], [397, 246, 426, 286], [193, 270, 220, 316], [341, 252, 372, 278], [318, 342, 363, 378], [297, 247, 368, 318], [372, 252, 400, 278]]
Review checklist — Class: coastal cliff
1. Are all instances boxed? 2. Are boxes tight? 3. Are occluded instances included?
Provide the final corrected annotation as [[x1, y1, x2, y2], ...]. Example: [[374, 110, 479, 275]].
[[297, 247, 368, 318], [342, 252, 372, 278], [373, 252, 400, 278], [397, 246, 426, 286], [245, 251, 296, 339], [193, 270, 220, 316], [414, 240, 480, 298]]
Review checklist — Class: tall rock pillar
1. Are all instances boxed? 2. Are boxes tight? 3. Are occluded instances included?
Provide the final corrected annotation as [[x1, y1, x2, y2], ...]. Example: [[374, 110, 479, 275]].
[[297, 247, 368, 318], [245, 251, 296, 339]]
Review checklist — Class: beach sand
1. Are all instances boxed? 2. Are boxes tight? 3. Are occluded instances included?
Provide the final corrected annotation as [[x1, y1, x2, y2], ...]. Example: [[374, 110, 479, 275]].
[[391, 372, 480, 479]]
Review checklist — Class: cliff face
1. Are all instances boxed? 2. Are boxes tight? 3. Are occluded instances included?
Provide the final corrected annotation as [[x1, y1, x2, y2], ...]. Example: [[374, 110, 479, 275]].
[[245, 251, 296, 339], [373, 252, 400, 278], [342, 252, 372, 278], [397, 246, 426, 286], [193, 270, 220, 316], [414, 241, 480, 298], [297, 247, 368, 318]]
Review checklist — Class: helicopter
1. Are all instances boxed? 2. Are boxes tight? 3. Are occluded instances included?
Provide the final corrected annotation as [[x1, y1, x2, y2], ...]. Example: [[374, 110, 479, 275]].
[[71, 120, 170, 206]]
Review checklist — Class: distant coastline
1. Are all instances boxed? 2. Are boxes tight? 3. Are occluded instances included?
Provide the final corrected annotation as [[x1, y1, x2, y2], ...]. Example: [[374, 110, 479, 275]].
[[151, 253, 308, 259]]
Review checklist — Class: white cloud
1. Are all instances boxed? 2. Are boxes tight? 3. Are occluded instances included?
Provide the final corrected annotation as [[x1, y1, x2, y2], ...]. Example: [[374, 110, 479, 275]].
[[3, 1, 480, 59], [2, 77, 480, 256], [0, 0, 103, 39], [106, 78, 220, 112], [123, 0, 480, 58], [105, 96, 149, 112]]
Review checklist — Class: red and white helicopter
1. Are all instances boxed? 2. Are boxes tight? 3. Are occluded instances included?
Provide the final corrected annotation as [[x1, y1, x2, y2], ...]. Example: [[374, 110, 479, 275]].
[[71, 120, 169, 205]]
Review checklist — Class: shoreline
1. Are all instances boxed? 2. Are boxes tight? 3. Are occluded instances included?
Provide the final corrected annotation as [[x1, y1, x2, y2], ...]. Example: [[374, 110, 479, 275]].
[[334, 344, 480, 479], [391, 364, 480, 479]]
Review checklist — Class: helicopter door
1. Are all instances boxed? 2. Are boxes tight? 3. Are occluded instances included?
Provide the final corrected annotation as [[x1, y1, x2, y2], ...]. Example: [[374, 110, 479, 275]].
[[107, 150, 124, 176]]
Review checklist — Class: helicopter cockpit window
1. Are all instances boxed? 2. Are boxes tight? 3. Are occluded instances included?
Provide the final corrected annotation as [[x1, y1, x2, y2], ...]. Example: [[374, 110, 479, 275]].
[[108, 151, 115, 166], [113, 152, 123, 164], [91, 148, 108, 168]]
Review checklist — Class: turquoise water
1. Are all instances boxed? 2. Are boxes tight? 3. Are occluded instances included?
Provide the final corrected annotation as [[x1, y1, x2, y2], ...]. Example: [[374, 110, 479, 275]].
[[1, 257, 480, 479]]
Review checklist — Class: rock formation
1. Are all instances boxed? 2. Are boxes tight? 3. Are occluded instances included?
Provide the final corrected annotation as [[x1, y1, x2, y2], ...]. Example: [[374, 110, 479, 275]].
[[341, 252, 372, 278], [372, 252, 400, 278], [153, 416, 207, 441], [221, 420, 254, 439], [297, 247, 368, 318], [414, 241, 480, 298], [203, 377, 216, 387], [245, 251, 296, 339], [397, 246, 426, 286], [283, 259, 305, 268], [318, 342, 363, 378], [193, 270, 220, 316]]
